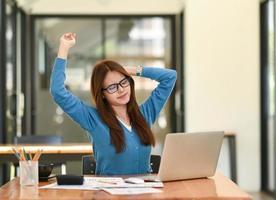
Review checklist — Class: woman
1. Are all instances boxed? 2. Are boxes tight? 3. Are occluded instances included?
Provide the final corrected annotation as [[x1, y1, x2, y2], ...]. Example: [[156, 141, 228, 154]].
[[50, 32, 177, 175]]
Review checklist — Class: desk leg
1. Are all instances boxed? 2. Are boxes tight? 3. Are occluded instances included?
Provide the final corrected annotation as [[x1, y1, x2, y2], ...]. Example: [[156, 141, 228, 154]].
[[228, 136, 237, 183], [0, 164, 9, 186]]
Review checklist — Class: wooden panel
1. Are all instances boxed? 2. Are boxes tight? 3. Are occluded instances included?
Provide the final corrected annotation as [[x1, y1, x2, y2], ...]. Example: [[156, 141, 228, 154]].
[[0, 143, 93, 154]]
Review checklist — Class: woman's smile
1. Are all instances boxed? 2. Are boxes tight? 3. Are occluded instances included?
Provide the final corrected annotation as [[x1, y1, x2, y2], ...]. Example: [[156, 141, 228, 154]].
[[117, 93, 128, 99]]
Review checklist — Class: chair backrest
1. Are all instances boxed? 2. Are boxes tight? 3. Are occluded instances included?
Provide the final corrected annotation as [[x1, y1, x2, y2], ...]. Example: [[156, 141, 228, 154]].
[[82, 155, 161, 175], [82, 155, 96, 175], [150, 155, 161, 173], [14, 135, 63, 144]]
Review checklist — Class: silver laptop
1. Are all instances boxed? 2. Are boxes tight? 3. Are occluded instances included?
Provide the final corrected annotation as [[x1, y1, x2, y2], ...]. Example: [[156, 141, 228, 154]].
[[140, 131, 224, 182]]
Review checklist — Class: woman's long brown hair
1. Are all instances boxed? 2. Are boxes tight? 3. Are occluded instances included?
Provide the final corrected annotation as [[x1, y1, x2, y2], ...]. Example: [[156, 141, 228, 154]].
[[91, 60, 155, 153]]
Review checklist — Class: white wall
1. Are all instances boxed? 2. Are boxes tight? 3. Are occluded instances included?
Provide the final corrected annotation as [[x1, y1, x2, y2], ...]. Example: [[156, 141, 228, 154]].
[[185, 0, 260, 191]]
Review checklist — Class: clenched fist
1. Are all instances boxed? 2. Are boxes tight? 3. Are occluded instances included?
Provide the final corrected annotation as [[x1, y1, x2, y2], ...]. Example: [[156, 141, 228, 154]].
[[57, 32, 76, 59], [60, 32, 76, 49]]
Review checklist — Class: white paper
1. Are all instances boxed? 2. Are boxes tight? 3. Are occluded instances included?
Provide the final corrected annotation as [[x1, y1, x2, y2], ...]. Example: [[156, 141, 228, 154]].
[[102, 188, 163, 195], [39, 176, 163, 190], [84, 177, 125, 187], [39, 182, 100, 190]]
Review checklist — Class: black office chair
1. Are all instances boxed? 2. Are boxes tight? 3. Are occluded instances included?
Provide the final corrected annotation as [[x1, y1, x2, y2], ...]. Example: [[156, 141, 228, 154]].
[[82, 155, 96, 175], [150, 155, 161, 173], [13, 135, 66, 175], [82, 155, 161, 175]]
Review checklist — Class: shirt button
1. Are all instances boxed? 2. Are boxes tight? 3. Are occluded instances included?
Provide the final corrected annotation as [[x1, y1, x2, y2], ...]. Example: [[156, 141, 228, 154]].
[[135, 147, 138, 150]]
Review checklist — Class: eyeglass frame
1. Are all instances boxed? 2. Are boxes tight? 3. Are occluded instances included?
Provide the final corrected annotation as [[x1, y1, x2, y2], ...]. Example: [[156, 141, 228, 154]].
[[102, 77, 131, 94]]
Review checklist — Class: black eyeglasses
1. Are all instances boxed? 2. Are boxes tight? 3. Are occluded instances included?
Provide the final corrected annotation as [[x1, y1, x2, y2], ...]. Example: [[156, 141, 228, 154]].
[[102, 77, 130, 94]]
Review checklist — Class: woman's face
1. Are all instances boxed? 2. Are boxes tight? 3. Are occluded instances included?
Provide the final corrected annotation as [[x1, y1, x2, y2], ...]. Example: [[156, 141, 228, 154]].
[[102, 71, 131, 107]]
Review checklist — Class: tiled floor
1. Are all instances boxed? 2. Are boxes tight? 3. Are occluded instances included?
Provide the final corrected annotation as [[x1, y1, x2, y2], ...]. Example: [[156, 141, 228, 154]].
[[249, 192, 275, 200]]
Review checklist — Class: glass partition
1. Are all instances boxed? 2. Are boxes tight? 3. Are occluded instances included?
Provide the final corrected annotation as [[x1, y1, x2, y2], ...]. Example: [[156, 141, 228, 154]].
[[34, 16, 174, 174]]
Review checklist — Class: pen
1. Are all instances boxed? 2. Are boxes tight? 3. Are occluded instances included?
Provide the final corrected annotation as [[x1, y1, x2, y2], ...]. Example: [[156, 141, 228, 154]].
[[97, 180, 118, 185]]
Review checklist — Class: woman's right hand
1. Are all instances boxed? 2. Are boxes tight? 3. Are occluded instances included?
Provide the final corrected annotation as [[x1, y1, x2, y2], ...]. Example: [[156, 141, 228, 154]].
[[57, 33, 76, 59], [59, 32, 76, 49]]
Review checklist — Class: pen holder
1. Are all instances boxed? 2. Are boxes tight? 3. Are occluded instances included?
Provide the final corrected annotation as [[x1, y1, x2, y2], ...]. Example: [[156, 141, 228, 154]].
[[19, 161, 39, 186]]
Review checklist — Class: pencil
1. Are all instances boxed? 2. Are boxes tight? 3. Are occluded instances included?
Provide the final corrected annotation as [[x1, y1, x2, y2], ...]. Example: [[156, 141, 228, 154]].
[[36, 149, 43, 160], [23, 148, 30, 160], [18, 149, 26, 161], [28, 152, 33, 161], [33, 150, 39, 161], [11, 148, 21, 161], [33, 149, 43, 161]]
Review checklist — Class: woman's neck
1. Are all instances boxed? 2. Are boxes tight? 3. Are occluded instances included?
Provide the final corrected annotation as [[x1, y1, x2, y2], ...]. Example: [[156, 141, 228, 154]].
[[112, 105, 127, 116], [112, 105, 130, 125]]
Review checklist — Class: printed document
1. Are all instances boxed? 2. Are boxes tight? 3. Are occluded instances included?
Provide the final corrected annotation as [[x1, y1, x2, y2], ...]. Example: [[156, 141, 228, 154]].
[[40, 177, 163, 191], [102, 188, 163, 195]]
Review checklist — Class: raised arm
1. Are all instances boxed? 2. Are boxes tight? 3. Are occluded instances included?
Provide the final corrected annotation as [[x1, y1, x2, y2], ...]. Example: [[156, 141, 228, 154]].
[[50, 33, 97, 131], [138, 66, 177, 126]]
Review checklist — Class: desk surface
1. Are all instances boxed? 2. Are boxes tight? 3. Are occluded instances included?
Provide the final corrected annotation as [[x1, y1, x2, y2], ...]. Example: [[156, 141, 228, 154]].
[[0, 172, 251, 200]]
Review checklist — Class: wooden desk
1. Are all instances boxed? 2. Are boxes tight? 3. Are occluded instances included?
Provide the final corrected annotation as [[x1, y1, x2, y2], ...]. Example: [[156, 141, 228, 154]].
[[0, 172, 251, 200], [0, 143, 93, 163]]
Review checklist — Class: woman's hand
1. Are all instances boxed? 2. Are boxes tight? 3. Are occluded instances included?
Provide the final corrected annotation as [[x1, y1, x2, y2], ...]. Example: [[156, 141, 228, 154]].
[[60, 32, 76, 49], [57, 32, 76, 59], [123, 66, 142, 76]]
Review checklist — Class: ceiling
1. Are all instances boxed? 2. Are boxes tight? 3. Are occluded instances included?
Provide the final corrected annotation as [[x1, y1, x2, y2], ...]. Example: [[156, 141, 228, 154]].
[[15, 0, 182, 57], [16, 0, 184, 15]]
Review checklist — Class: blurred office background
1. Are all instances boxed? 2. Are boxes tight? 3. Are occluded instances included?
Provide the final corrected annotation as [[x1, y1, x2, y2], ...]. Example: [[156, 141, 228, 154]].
[[0, 0, 275, 199]]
